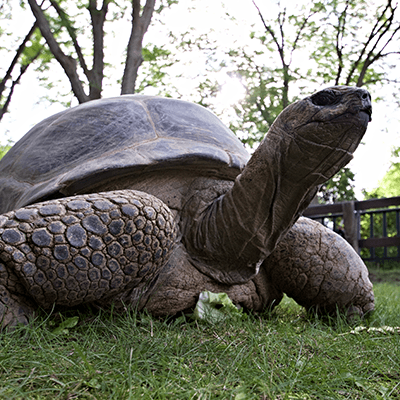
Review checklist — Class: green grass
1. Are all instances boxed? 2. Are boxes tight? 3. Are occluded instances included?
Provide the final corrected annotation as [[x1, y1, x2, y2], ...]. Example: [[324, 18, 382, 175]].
[[368, 267, 400, 285], [0, 282, 400, 399]]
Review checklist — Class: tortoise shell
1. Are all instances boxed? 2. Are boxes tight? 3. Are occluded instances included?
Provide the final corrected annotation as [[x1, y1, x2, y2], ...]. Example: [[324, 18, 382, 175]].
[[0, 95, 249, 213]]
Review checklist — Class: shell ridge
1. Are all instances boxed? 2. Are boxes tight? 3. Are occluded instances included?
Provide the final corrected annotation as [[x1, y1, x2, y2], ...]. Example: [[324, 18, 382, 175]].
[[135, 98, 161, 139]]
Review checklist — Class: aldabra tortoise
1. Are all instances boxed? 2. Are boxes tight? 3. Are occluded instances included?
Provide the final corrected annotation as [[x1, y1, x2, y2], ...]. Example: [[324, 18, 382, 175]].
[[0, 86, 374, 329]]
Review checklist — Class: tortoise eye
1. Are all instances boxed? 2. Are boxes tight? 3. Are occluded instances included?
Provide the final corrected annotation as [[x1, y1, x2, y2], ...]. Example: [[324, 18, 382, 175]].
[[311, 90, 339, 106]]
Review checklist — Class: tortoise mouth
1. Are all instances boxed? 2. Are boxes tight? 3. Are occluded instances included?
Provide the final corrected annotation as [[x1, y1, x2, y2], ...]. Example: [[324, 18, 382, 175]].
[[360, 106, 372, 122]]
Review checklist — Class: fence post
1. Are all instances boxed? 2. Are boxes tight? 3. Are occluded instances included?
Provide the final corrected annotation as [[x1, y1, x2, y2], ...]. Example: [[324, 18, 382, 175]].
[[342, 201, 359, 253]]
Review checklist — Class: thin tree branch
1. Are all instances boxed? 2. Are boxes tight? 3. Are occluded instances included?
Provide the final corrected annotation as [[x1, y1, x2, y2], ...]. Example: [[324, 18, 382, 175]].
[[278, 9, 286, 53], [0, 22, 38, 98], [252, 0, 290, 107], [88, 0, 110, 99], [334, 0, 350, 85], [380, 50, 400, 56], [346, 0, 396, 85], [27, 0, 89, 103], [252, 0, 280, 50], [49, 0, 90, 79], [0, 51, 41, 122], [357, 22, 400, 86], [121, 0, 156, 94]]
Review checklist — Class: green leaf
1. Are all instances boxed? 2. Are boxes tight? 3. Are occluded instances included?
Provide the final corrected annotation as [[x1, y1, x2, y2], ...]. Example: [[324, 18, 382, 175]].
[[193, 291, 245, 324], [51, 316, 79, 335], [0, 143, 11, 160]]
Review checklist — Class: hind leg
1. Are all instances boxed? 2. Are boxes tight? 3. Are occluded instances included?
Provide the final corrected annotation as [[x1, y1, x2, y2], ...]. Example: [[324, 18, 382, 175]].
[[262, 217, 374, 317]]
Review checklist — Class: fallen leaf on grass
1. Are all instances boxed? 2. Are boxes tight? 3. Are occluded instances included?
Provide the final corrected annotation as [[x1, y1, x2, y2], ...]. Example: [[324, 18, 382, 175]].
[[51, 316, 79, 335]]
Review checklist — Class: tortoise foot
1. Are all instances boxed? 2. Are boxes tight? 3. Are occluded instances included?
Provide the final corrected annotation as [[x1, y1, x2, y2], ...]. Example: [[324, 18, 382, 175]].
[[0, 285, 34, 330]]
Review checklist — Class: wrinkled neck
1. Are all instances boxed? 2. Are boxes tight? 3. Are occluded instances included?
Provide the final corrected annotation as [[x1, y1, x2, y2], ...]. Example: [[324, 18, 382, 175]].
[[184, 120, 357, 285]]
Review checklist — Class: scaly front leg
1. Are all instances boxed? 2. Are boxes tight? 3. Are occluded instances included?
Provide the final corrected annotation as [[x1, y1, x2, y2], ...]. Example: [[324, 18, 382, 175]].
[[0, 190, 176, 329]]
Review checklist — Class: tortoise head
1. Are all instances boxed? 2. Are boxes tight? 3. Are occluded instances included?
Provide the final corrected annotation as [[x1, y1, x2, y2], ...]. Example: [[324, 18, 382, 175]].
[[272, 86, 371, 155]]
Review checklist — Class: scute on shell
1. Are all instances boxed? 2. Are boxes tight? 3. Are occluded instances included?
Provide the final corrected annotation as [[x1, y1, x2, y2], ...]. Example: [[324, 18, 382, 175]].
[[0, 96, 249, 214]]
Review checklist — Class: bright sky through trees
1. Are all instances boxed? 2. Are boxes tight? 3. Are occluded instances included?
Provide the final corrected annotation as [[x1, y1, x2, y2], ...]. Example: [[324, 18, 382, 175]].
[[1, 0, 399, 198]]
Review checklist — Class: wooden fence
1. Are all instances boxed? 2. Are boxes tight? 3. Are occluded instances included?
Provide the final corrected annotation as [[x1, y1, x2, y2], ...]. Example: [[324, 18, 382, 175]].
[[303, 196, 400, 263]]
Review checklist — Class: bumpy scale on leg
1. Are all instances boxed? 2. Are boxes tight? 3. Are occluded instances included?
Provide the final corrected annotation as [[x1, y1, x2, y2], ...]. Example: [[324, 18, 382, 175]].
[[262, 217, 374, 317], [0, 190, 176, 329]]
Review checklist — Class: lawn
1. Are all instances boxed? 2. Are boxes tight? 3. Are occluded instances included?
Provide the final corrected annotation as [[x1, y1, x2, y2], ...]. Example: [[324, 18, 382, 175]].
[[0, 274, 399, 399]]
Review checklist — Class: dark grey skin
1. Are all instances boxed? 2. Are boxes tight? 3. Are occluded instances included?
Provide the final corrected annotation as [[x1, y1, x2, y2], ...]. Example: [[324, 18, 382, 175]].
[[0, 86, 374, 329]]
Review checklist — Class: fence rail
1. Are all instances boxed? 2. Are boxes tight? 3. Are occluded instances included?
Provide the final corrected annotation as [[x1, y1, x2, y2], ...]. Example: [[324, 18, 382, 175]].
[[303, 196, 400, 263]]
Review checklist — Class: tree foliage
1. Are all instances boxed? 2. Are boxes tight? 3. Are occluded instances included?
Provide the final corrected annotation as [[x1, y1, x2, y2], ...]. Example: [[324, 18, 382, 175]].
[[0, 0, 177, 119], [363, 148, 400, 199], [319, 167, 356, 203], [26, 0, 157, 102], [190, 0, 399, 203], [1, 0, 399, 205], [313, 0, 400, 88], [0, 4, 45, 122], [0, 142, 11, 160], [221, 2, 323, 147], [359, 148, 400, 260]]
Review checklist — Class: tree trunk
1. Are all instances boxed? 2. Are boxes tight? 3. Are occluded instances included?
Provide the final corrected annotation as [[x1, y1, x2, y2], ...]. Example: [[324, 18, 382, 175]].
[[121, 0, 156, 94], [88, 0, 109, 99]]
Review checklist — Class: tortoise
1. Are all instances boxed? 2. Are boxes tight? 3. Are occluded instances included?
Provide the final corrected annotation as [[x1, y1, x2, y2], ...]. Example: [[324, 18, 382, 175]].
[[0, 86, 374, 329]]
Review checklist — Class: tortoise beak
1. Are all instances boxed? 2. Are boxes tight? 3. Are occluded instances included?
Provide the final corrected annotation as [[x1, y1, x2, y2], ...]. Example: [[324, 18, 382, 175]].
[[361, 105, 372, 122]]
